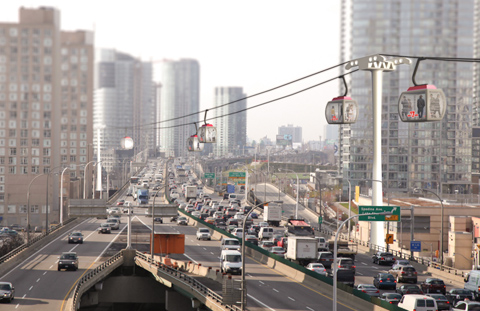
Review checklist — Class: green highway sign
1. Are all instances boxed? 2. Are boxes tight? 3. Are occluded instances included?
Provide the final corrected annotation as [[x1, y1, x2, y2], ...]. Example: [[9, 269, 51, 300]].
[[318, 216, 323, 224], [359, 205, 401, 222], [229, 172, 246, 178], [204, 173, 215, 179]]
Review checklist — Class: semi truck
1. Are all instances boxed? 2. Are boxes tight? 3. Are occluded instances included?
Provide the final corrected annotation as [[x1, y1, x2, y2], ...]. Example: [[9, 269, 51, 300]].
[[327, 240, 357, 260], [264, 202, 282, 227], [137, 188, 149, 205], [185, 186, 197, 201], [285, 219, 315, 237], [284, 236, 318, 266]]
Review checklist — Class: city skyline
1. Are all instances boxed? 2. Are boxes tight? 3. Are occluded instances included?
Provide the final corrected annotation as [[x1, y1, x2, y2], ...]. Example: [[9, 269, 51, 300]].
[[0, 1, 341, 143]]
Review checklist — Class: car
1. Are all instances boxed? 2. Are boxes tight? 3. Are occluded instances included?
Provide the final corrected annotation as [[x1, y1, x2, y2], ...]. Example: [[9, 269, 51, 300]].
[[58, 252, 79, 271], [446, 288, 475, 304], [259, 241, 275, 252], [259, 222, 269, 227], [98, 223, 111, 234], [356, 284, 380, 297], [227, 225, 237, 233], [153, 217, 163, 223], [116, 200, 125, 206], [334, 257, 356, 273], [425, 294, 451, 311], [397, 284, 424, 296], [373, 273, 397, 290], [221, 238, 240, 251], [226, 218, 239, 226], [0, 282, 15, 303], [452, 301, 480, 311], [245, 235, 259, 245], [214, 219, 227, 230], [107, 207, 121, 215], [231, 228, 244, 238], [270, 235, 284, 245], [421, 278, 446, 294], [196, 228, 211, 240], [106, 218, 120, 230], [109, 214, 122, 223], [398, 294, 439, 311], [317, 251, 334, 269], [389, 265, 417, 283], [9, 224, 24, 232], [67, 232, 84, 244], [248, 225, 260, 236], [372, 251, 395, 265], [278, 237, 288, 248], [205, 217, 216, 224], [380, 293, 402, 305], [392, 259, 411, 270], [306, 263, 327, 276], [250, 212, 258, 219], [270, 246, 286, 257], [177, 216, 188, 225]]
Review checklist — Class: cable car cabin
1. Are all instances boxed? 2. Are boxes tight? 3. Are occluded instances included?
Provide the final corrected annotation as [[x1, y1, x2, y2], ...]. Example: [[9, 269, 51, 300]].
[[398, 85, 446, 122], [198, 123, 217, 143], [187, 135, 204, 152], [286, 219, 315, 237], [325, 96, 358, 124]]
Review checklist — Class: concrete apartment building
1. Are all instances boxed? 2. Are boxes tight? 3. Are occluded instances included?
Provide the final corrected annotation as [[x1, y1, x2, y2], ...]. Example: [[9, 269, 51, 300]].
[[0, 7, 94, 228], [213, 87, 247, 157], [278, 124, 302, 143]]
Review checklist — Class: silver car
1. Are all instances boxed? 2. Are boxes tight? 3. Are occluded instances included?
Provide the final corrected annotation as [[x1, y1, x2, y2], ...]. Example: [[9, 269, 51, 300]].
[[0, 282, 14, 303], [356, 284, 380, 297]]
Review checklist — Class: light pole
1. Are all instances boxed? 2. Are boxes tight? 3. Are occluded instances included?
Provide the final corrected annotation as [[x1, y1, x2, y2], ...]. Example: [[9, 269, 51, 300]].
[[241, 200, 273, 310], [346, 179, 352, 241], [279, 168, 299, 218], [333, 211, 392, 311], [45, 165, 63, 233], [27, 174, 46, 244], [414, 188, 444, 265], [60, 167, 69, 226], [83, 161, 96, 199]]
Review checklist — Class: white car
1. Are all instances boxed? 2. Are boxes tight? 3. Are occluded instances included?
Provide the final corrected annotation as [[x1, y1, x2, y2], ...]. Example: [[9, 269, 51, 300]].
[[231, 228, 243, 238], [306, 263, 327, 276], [107, 207, 121, 215], [233, 213, 245, 220], [196, 228, 211, 240]]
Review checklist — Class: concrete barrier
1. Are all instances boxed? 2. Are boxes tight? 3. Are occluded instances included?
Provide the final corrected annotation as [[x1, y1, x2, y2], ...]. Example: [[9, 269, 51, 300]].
[[0, 218, 84, 277]]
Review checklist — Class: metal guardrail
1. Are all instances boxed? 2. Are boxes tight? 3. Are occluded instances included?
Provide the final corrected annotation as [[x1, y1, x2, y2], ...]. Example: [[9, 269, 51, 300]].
[[0, 217, 76, 265], [70, 250, 124, 311], [135, 251, 241, 311]]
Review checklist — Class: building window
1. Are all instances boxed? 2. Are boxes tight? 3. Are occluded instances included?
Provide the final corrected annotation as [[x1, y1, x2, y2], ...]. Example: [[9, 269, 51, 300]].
[[21, 166, 27, 174], [31, 166, 39, 174], [32, 139, 39, 146], [61, 155, 67, 162], [70, 156, 76, 162], [20, 157, 27, 164], [8, 205, 15, 213], [9, 148, 16, 156], [19, 205, 26, 213], [9, 166, 16, 174], [43, 148, 50, 156]]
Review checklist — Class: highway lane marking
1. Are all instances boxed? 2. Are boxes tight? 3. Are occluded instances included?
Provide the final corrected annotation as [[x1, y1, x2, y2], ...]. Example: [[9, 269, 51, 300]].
[[16, 303, 19, 308], [273, 288, 279, 292], [210, 252, 214, 255], [0, 218, 91, 279], [306, 307, 314, 311], [36, 278, 40, 282], [22, 294, 25, 299], [249, 256, 358, 311], [69, 244, 80, 252], [357, 272, 363, 275], [49, 265, 53, 269], [183, 253, 198, 264], [43, 271, 47, 275], [60, 260, 96, 311], [94, 222, 128, 262], [247, 294, 275, 311], [288, 297, 295, 301], [29, 286, 32, 291], [259, 281, 264, 285], [361, 262, 367, 265], [203, 247, 207, 250]]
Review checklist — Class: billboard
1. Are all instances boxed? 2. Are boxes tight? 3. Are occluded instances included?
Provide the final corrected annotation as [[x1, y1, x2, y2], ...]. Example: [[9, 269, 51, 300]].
[[276, 134, 292, 146]]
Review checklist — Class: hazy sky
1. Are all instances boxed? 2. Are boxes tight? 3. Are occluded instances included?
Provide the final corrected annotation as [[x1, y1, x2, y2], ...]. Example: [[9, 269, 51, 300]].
[[1, 1, 342, 142]]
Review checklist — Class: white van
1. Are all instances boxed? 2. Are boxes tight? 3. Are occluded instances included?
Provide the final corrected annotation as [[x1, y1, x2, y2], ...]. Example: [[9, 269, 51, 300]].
[[258, 227, 274, 240], [465, 270, 480, 300], [220, 250, 242, 275], [397, 294, 437, 311], [221, 238, 240, 251]]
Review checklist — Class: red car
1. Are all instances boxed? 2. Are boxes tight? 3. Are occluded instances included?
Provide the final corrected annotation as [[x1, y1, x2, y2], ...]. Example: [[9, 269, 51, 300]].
[[278, 237, 288, 248], [116, 200, 125, 206]]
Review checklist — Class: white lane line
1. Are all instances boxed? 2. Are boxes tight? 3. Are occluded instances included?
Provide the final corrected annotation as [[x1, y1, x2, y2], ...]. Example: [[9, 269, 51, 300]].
[[196, 243, 200, 246], [273, 288, 279, 292], [259, 281, 264, 285], [203, 247, 207, 250], [49, 265, 53, 269], [183, 253, 198, 264], [247, 274, 252, 277], [43, 271, 47, 275], [288, 297, 295, 301], [210, 252, 214, 255], [361, 262, 368, 265], [69, 244, 79, 252], [36, 278, 40, 282], [247, 294, 275, 310], [22, 294, 26, 299], [357, 272, 363, 275], [0, 218, 91, 279], [15, 303, 19, 308], [94, 223, 128, 262], [306, 307, 314, 311], [29, 286, 33, 291]]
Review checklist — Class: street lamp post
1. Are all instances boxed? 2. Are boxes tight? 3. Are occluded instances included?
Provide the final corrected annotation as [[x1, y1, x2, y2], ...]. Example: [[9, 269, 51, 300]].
[[414, 188, 444, 266], [279, 168, 299, 218], [83, 161, 96, 199], [45, 165, 63, 233], [241, 200, 272, 310], [333, 211, 392, 311], [27, 174, 46, 244], [60, 167, 69, 226]]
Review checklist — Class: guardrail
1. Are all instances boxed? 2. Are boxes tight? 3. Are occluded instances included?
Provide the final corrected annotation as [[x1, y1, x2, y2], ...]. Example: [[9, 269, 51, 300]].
[[135, 251, 240, 311], [0, 217, 76, 265], [70, 250, 125, 311]]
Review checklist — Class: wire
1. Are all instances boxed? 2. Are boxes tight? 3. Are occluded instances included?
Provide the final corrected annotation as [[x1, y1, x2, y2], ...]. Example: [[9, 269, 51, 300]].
[[383, 54, 480, 63], [104, 61, 349, 130], [153, 69, 359, 130]]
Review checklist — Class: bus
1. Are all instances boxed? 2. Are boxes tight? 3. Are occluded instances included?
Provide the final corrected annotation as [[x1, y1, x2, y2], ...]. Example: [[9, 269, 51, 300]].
[[130, 176, 140, 185]]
